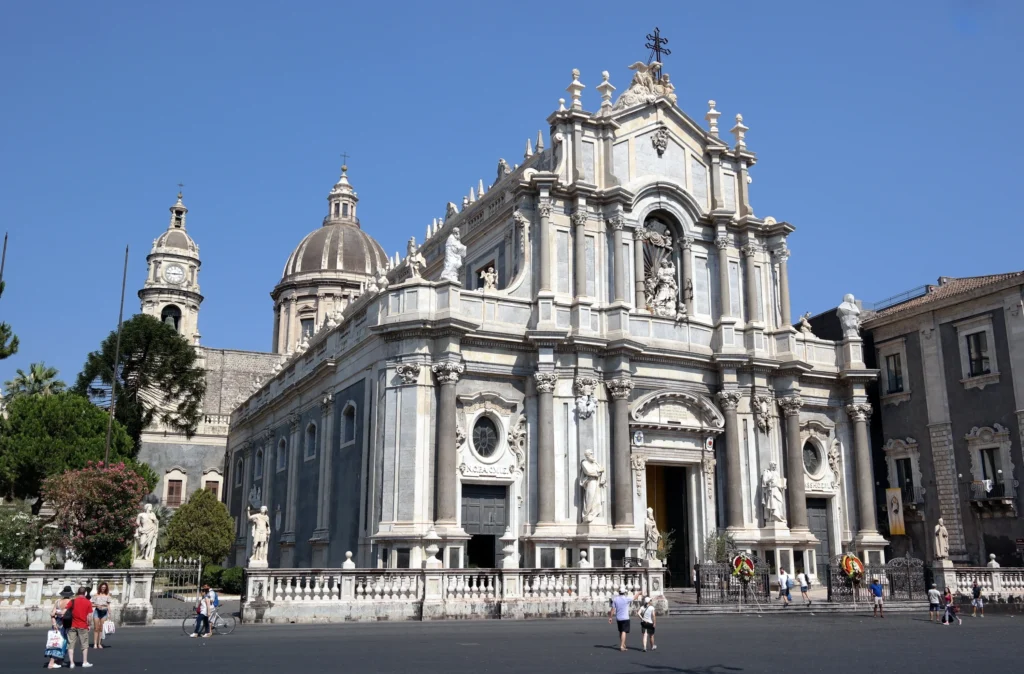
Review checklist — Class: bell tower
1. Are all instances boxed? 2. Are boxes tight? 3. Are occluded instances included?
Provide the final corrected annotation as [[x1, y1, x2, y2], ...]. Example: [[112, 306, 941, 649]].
[[139, 190, 204, 344]]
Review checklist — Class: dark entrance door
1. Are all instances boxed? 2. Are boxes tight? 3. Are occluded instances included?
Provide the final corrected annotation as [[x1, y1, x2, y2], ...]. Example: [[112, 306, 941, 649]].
[[461, 484, 507, 568], [807, 498, 831, 577], [647, 465, 690, 587]]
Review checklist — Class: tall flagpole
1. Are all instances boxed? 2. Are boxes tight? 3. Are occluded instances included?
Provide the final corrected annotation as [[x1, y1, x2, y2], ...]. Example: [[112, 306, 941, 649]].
[[104, 245, 129, 465]]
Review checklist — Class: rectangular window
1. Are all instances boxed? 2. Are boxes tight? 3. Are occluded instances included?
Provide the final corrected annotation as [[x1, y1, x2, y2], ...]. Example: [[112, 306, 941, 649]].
[[593, 547, 608, 568], [540, 547, 555, 569], [204, 481, 219, 497], [396, 548, 411, 569], [753, 265, 764, 323], [611, 548, 626, 567], [885, 353, 904, 393], [728, 260, 742, 318], [301, 318, 315, 339], [342, 203, 349, 217], [980, 448, 1000, 481], [694, 256, 711, 316], [448, 547, 462, 569], [895, 457, 913, 496], [166, 480, 183, 508], [966, 331, 990, 376]]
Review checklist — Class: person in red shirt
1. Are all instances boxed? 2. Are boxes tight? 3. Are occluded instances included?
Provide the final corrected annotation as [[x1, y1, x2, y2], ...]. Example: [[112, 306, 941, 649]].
[[66, 587, 94, 667]]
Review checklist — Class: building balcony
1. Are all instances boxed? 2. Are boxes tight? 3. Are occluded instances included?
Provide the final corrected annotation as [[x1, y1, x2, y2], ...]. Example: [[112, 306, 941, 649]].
[[969, 480, 1017, 516], [901, 485, 924, 508]]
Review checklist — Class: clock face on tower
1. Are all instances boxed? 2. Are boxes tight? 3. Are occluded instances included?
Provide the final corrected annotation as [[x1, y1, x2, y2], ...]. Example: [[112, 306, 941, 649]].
[[163, 264, 186, 285]]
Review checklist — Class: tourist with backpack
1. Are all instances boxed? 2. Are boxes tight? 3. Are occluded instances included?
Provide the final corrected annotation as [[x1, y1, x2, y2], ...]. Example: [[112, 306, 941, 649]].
[[777, 568, 792, 607], [45, 586, 74, 669], [637, 596, 657, 652], [796, 570, 813, 606], [191, 587, 211, 638]]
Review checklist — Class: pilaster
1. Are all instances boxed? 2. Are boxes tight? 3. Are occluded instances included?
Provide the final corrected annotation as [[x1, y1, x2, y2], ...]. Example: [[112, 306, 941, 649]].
[[607, 377, 635, 528]]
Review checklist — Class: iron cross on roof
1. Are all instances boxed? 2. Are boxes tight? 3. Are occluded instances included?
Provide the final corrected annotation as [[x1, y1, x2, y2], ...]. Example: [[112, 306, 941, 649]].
[[645, 27, 671, 80]]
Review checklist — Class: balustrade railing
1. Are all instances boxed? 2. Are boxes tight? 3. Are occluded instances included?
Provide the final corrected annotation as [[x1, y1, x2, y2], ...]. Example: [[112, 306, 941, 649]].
[[954, 567, 1024, 600], [0, 570, 131, 612]]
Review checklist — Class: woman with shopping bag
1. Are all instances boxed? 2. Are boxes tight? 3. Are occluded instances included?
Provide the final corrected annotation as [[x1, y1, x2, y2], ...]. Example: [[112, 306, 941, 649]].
[[45, 586, 74, 669]]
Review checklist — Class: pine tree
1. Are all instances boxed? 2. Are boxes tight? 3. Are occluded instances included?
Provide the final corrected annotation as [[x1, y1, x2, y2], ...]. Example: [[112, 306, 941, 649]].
[[0, 281, 18, 361]]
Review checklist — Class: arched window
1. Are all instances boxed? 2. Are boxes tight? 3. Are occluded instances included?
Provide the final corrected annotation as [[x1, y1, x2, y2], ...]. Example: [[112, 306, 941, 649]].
[[342, 203, 350, 217], [254, 449, 264, 480], [234, 458, 244, 486], [305, 423, 317, 460], [161, 304, 182, 332], [333, 202, 340, 217], [342, 404, 356, 444], [276, 438, 287, 472]]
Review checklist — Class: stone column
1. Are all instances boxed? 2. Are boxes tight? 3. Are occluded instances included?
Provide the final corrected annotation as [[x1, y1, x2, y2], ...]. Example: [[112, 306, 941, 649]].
[[847, 403, 878, 534], [716, 235, 731, 318], [717, 391, 744, 529], [778, 396, 808, 531], [314, 394, 335, 536], [633, 227, 647, 309], [572, 211, 588, 298], [607, 378, 635, 527], [681, 236, 694, 316], [610, 216, 626, 303], [538, 201, 552, 293], [773, 246, 792, 327], [742, 243, 760, 322], [534, 371, 558, 524], [239, 442, 253, 540], [432, 362, 464, 525], [283, 414, 301, 537]]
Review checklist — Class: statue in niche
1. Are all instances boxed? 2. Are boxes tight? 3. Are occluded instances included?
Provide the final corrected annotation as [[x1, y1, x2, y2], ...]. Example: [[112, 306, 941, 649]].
[[645, 260, 678, 317], [579, 449, 607, 523], [643, 507, 661, 562], [406, 238, 426, 279], [132, 504, 159, 565], [440, 227, 467, 283], [479, 266, 498, 291], [247, 505, 271, 565], [934, 518, 949, 560], [837, 293, 862, 339], [761, 462, 786, 524]]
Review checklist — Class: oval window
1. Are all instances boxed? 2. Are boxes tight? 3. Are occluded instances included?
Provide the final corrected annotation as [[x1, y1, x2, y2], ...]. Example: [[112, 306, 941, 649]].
[[472, 416, 499, 458], [803, 441, 821, 474]]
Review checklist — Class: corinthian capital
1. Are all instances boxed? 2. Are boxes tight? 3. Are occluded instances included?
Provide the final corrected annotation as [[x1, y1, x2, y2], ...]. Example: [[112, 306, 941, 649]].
[[772, 245, 790, 262], [608, 215, 624, 231], [714, 235, 729, 250], [633, 226, 648, 241], [778, 395, 803, 417], [431, 361, 464, 385], [716, 390, 742, 411], [846, 402, 873, 423], [537, 201, 552, 218], [534, 372, 558, 393], [571, 211, 588, 227], [681, 235, 695, 250], [606, 378, 634, 400]]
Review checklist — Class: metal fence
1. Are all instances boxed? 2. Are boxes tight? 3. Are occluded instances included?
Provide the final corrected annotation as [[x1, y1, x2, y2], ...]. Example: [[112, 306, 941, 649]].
[[695, 561, 770, 605], [151, 556, 202, 619], [826, 554, 927, 603]]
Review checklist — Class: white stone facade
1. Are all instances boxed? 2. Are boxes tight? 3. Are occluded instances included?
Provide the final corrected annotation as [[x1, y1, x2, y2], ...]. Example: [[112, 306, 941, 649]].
[[225, 63, 884, 577]]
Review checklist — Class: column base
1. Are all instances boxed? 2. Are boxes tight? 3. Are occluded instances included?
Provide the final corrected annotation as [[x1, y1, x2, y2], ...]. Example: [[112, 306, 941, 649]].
[[279, 542, 296, 568]]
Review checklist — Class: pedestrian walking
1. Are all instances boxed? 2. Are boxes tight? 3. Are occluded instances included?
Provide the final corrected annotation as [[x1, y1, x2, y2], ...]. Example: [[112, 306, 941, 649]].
[[795, 570, 812, 605], [927, 583, 942, 623], [91, 583, 111, 649], [66, 586, 94, 667], [971, 581, 984, 618], [869, 577, 884, 618], [777, 567, 792, 607], [46, 586, 74, 669], [607, 586, 640, 652], [638, 596, 657, 652], [941, 587, 961, 626], [190, 587, 212, 638]]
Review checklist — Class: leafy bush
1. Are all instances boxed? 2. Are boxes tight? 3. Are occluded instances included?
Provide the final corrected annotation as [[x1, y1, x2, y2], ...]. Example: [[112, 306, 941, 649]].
[[164, 488, 234, 564], [702, 530, 737, 563], [220, 566, 244, 594], [202, 563, 224, 588], [0, 502, 41, 568]]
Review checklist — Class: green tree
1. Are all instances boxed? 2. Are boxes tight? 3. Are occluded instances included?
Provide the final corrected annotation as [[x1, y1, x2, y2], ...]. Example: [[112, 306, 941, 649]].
[[164, 488, 234, 564], [42, 462, 150, 568], [0, 501, 48, 569], [4, 362, 65, 399], [0, 392, 139, 505], [702, 530, 737, 563], [0, 280, 18, 361], [75, 314, 206, 451]]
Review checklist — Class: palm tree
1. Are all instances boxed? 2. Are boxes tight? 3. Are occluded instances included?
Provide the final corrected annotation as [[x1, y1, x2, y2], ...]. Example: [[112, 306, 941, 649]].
[[4, 362, 65, 399]]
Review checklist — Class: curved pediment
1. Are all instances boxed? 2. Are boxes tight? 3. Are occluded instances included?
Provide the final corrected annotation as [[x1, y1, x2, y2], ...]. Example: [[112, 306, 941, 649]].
[[630, 390, 724, 433]]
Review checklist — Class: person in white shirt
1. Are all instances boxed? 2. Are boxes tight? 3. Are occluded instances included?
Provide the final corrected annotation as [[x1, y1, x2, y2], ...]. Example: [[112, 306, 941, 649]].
[[795, 570, 812, 605], [927, 584, 942, 623], [637, 596, 657, 652], [777, 568, 792, 606]]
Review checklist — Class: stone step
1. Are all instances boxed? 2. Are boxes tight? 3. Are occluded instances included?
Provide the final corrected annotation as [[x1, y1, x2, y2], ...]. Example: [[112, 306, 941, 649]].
[[668, 601, 930, 616]]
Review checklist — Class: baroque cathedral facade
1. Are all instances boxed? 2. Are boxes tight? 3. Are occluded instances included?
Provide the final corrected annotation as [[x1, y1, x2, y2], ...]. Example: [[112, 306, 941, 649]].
[[213, 61, 886, 578]]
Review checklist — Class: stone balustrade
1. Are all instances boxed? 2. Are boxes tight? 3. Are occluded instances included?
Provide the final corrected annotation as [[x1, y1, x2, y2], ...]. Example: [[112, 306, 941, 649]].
[[953, 567, 1024, 600], [0, 570, 144, 627], [243, 567, 665, 623]]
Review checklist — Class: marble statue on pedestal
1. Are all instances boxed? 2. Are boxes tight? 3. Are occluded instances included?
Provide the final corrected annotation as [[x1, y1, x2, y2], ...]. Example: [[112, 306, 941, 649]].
[[440, 227, 467, 283], [247, 505, 271, 566], [761, 462, 786, 524], [579, 449, 607, 523], [837, 294, 861, 339], [132, 503, 159, 566], [934, 518, 949, 560], [406, 238, 426, 280], [643, 507, 660, 563]]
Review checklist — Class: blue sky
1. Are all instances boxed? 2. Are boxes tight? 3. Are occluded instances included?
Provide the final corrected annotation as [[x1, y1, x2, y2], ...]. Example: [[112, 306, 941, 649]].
[[1, 1, 1021, 385]]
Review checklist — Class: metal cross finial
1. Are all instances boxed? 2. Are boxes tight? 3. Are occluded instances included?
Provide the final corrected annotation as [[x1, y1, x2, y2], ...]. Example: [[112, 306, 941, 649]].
[[340, 152, 349, 170], [646, 27, 671, 80]]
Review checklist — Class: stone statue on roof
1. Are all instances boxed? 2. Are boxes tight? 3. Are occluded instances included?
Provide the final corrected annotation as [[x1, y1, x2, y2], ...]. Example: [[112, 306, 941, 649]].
[[440, 228, 467, 283], [614, 61, 675, 110], [837, 294, 862, 340]]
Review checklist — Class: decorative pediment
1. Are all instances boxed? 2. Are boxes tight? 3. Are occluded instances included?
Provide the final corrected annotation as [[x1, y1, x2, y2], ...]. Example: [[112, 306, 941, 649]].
[[965, 424, 1010, 444], [801, 419, 834, 441], [457, 391, 520, 416], [629, 390, 724, 433]]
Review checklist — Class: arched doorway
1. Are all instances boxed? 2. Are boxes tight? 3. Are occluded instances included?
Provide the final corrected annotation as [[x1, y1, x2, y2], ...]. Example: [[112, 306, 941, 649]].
[[161, 304, 182, 333]]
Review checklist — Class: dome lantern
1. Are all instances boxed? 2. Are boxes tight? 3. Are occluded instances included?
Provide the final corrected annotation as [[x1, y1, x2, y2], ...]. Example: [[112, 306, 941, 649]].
[[326, 165, 359, 226]]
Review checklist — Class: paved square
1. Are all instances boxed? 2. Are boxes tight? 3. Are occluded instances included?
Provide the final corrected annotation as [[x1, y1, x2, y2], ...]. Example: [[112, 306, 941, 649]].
[[5, 613, 1021, 673]]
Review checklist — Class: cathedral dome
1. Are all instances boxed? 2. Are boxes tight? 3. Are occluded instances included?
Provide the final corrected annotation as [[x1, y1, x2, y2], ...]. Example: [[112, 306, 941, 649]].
[[280, 221, 386, 280], [155, 227, 198, 254]]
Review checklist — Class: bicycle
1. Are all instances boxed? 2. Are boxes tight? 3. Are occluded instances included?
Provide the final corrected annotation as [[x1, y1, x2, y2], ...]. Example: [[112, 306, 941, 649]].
[[181, 607, 236, 636]]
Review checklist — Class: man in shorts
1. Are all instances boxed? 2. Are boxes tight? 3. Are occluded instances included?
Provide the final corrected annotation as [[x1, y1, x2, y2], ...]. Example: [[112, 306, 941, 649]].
[[971, 581, 984, 617], [927, 583, 942, 623], [608, 586, 640, 652], [869, 577, 884, 618]]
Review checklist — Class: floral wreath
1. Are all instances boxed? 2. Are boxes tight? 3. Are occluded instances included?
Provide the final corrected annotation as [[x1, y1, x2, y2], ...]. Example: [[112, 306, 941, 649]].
[[731, 553, 756, 583], [841, 553, 864, 582]]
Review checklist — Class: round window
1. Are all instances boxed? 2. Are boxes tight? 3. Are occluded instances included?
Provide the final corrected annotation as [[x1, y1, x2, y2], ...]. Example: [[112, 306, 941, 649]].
[[472, 416, 500, 458], [803, 441, 822, 475]]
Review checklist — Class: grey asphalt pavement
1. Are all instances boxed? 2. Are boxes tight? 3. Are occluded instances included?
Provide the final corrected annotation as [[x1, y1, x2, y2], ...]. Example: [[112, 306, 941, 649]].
[[4, 612, 1022, 673]]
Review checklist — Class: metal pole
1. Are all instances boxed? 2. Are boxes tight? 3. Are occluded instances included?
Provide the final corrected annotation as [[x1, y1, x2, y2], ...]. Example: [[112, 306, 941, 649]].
[[0, 232, 8, 284], [104, 245, 129, 465]]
